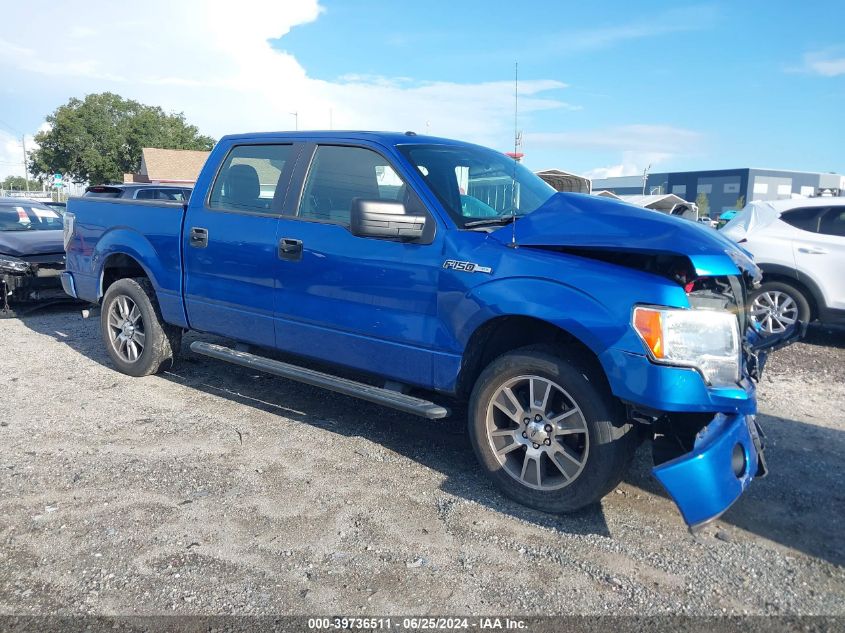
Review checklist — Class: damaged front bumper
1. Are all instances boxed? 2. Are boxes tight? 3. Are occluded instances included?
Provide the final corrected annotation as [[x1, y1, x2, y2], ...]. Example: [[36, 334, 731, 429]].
[[640, 324, 804, 530], [604, 320, 808, 530], [1, 256, 67, 312], [653, 412, 767, 530]]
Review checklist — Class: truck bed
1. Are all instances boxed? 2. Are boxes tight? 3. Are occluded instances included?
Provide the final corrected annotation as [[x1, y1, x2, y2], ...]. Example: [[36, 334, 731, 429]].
[[64, 197, 188, 327]]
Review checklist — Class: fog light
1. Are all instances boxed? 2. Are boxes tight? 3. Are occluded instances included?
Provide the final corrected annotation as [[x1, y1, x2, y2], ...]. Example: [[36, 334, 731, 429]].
[[731, 443, 747, 478]]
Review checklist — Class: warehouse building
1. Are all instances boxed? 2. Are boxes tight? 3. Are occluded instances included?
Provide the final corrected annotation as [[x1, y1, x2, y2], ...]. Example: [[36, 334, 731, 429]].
[[591, 168, 845, 218]]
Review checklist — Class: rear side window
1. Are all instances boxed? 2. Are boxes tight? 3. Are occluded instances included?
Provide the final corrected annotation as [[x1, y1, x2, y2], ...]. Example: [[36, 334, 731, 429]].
[[819, 207, 845, 237], [781, 207, 822, 232], [298, 145, 418, 225], [135, 188, 186, 201], [208, 144, 292, 212], [84, 186, 121, 198]]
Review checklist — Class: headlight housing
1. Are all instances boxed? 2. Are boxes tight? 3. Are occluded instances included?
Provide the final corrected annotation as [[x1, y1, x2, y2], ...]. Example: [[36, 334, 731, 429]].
[[633, 306, 740, 387], [0, 255, 30, 274]]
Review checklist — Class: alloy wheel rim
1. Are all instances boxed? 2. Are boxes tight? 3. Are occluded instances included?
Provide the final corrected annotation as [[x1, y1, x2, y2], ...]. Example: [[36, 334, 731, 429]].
[[750, 290, 798, 334], [485, 374, 589, 491], [107, 295, 145, 362]]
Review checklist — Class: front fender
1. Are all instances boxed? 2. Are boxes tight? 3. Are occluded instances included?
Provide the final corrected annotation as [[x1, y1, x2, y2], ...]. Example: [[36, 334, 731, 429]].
[[455, 276, 624, 355]]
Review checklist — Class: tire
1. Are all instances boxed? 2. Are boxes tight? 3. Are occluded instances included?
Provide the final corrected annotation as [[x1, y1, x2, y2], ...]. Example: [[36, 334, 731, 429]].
[[748, 280, 811, 335], [468, 346, 636, 513], [101, 277, 182, 377]]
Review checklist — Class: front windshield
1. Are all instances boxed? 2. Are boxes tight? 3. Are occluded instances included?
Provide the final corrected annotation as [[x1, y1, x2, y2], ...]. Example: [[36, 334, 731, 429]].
[[397, 143, 555, 228], [0, 204, 64, 232]]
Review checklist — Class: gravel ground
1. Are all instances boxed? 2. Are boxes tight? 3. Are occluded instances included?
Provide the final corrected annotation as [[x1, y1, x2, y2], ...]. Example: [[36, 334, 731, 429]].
[[0, 305, 843, 616]]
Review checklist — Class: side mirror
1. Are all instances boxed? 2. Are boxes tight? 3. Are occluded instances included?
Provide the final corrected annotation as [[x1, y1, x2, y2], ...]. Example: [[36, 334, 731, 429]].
[[350, 198, 426, 241]]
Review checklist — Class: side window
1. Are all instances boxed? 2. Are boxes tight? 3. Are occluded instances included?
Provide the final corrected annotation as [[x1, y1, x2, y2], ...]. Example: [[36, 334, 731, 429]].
[[135, 189, 155, 200], [819, 207, 845, 238], [156, 189, 185, 202], [781, 207, 823, 233], [209, 144, 292, 213], [299, 145, 418, 225]]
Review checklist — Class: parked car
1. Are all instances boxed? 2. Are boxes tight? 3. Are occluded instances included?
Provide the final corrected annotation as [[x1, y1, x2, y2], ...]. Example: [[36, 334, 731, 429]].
[[698, 216, 718, 228], [716, 209, 737, 229], [64, 131, 790, 529], [722, 198, 845, 334], [0, 198, 66, 313], [84, 184, 192, 201]]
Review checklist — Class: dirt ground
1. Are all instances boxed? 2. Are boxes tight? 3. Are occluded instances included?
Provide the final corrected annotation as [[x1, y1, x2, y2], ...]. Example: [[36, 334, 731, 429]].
[[1, 305, 843, 616]]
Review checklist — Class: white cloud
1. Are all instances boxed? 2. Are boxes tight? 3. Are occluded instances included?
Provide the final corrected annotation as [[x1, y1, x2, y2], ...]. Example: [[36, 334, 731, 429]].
[[525, 124, 703, 178], [793, 49, 845, 77], [0, 129, 39, 181], [548, 4, 719, 54], [526, 124, 702, 152], [0, 0, 571, 155], [583, 152, 673, 179]]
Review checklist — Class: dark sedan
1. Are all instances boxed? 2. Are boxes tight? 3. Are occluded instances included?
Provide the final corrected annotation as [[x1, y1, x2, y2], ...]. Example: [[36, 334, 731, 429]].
[[0, 198, 66, 314]]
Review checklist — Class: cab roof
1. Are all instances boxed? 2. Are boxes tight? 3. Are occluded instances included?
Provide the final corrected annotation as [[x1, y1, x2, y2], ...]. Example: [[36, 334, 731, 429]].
[[218, 130, 484, 148]]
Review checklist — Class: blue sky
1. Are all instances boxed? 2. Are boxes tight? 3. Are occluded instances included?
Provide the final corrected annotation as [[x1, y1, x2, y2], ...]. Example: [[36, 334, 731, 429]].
[[0, 0, 843, 180]]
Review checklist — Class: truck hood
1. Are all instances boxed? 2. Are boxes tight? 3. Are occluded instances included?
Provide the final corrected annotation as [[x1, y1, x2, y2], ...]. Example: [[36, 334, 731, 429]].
[[0, 229, 64, 258], [490, 192, 758, 278]]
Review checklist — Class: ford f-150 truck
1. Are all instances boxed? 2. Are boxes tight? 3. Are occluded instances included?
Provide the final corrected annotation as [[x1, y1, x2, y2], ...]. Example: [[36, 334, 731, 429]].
[[62, 131, 787, 529]]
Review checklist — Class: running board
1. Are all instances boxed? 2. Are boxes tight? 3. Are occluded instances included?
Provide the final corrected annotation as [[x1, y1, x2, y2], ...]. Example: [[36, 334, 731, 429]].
[[189, 341, 450, 420]]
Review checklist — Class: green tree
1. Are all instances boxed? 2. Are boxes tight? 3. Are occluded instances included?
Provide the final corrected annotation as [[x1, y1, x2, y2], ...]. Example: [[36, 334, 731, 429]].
[[1, 175, 38, 190], [695, 192, 710, 217], [735, 195, 746, 210], [29, 92, 215, 185]]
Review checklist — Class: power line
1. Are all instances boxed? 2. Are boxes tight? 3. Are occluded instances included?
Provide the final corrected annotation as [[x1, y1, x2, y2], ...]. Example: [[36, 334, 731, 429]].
[[0, 117, 23, 136]]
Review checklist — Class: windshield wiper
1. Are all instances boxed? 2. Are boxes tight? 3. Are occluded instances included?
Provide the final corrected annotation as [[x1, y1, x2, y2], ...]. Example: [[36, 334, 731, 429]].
[[464, 215, 523, 229]]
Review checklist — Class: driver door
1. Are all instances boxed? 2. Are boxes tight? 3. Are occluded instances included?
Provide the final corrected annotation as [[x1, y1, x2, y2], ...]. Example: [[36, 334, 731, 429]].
[[272, 142, 444, 388]]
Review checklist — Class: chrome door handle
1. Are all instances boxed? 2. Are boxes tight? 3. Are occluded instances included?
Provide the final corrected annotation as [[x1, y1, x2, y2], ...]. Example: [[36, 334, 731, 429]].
[[797, 247, 827, 254], [189, 227, 208, 248], [278, 237, 303, 261]]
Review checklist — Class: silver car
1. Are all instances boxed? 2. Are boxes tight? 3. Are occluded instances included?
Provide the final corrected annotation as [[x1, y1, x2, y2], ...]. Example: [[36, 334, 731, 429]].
[[722, 197, 845, 334]]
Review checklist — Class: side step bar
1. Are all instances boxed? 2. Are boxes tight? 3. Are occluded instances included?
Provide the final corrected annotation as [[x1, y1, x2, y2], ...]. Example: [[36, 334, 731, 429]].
[[189, 341, 450, 420]]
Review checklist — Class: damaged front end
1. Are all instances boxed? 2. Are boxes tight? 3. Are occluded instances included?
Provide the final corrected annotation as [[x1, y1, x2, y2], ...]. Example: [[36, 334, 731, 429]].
[[1, 254, 67, 315], [644, 267, 804, 529], [488, 193, 804, 527]]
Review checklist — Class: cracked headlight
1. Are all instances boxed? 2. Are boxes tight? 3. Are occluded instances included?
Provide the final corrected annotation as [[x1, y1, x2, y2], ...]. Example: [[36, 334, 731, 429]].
[[633, 306, 741, 387], [0, 255, 30, 274]]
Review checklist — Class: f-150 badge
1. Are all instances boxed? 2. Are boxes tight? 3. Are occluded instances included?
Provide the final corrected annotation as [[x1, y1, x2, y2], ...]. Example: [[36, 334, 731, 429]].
[[442, 260, 492, 274]]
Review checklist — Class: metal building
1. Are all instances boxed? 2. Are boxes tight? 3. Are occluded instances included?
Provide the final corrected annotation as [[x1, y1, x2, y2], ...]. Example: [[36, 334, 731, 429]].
[[591, 168, 845, 219]]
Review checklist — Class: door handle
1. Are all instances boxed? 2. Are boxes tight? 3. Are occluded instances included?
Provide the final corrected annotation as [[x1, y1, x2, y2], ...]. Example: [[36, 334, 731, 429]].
[[278, 237, 303, 261], [189, 227, 208, 248], [797, 246, 827, 255]]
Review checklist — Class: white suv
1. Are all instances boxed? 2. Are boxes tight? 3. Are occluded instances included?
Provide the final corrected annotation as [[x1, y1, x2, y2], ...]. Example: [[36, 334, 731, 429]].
[[721, 198, 845, 334]]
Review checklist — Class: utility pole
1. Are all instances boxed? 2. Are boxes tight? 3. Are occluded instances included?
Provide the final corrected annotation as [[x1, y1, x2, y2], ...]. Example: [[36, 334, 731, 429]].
[[21, 135, 30, 192], [641, 164, 651, 195], [290, 111, 299, 131]]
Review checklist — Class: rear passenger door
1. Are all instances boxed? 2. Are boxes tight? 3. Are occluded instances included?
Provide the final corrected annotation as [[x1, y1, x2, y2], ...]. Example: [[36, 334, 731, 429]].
[[272, 143, 444, 388], [183, 142, 300, 346], [793, 206, 845, 310]]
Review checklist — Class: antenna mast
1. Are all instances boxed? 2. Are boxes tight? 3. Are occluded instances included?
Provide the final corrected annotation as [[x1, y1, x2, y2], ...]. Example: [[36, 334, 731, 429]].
[[510, 61, 519, 247]]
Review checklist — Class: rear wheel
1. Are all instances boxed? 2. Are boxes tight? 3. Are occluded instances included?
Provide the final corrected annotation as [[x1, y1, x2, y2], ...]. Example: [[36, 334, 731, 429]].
[[101, 277, 181, 377], [748, 281, 810, 335], [468, 347, 636, 513]]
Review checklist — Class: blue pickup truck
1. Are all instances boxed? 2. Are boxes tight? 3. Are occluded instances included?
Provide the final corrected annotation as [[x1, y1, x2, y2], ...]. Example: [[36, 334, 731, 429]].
[[62, 131, 783, 529]]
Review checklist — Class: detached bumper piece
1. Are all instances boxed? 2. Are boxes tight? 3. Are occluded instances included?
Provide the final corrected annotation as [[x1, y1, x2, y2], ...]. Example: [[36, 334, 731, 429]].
[[653, 413, 764, 530]]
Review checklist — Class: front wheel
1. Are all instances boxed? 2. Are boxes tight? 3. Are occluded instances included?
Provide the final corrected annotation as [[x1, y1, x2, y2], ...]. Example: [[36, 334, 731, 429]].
[[748, 280, 811, 335], [101, 277, 182, 377], [468, 347, 636, 513]]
